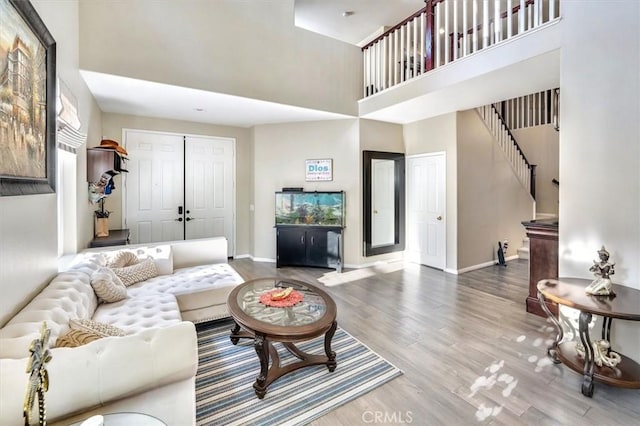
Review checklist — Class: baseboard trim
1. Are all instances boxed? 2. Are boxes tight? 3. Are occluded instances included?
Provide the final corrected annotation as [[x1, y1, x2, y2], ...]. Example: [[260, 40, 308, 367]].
[[233, 254, 251, 259], [251, 257, 276, 263], [456, 255, 519, 274]]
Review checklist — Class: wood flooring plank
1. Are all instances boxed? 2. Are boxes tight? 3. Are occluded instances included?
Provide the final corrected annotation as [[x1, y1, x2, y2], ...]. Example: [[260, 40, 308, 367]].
[[228, 258, 640, 425]]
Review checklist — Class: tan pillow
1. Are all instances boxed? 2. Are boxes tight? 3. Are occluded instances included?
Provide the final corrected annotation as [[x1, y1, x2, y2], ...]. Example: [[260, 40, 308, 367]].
[[91, 267, 127, 303], [56, 329, 102, 348], [70, 319, 126, 337], [107, 250, 140, 268], [111, 258, 159, 286], [56, 320, 125, 348]]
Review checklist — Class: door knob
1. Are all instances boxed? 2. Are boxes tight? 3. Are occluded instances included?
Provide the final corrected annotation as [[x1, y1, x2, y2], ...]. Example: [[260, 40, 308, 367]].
[[185, 217, 193, 222], [436, 215, 442, 221], [374, 210, 378, 214], [175, 217, 183, 222]]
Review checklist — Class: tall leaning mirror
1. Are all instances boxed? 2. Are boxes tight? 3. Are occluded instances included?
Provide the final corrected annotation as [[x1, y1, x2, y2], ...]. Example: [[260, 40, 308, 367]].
[[363, 150, 405, 256]]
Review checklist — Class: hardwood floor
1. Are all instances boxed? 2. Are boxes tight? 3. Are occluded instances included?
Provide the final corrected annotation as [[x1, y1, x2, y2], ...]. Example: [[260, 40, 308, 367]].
[[228, 258, 640, 425]]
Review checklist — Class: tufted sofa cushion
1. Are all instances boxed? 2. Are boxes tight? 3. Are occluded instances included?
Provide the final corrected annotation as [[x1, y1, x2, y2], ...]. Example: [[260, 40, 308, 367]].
[[92, 293, 182, 335], [0, 266, 98, 359], [125, 263, 243, 320]]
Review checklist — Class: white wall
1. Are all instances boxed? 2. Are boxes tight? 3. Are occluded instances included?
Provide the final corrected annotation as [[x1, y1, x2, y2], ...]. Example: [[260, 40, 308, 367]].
[[559, 1, 640, 361], [0, 0, 101, 326], [457, 110, 533, 270], [513, 124, 559, 216], [404, 113, 458, 271], [100, 113, 253, 256], [78, 0, 361, 117], [253, 120, 359, 264]]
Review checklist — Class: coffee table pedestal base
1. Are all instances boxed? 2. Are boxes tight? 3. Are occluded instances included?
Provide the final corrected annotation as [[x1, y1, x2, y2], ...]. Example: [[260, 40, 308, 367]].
[[231, 321, 337, 399]]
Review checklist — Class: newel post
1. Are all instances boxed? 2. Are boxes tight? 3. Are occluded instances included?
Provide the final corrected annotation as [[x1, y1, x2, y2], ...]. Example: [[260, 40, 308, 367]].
[[530, 164, 537, 200], [425, 0, 435, 72]]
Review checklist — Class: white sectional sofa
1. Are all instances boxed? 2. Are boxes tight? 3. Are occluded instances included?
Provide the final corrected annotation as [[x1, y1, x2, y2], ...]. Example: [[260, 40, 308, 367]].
[[0, 237, 244, 426]]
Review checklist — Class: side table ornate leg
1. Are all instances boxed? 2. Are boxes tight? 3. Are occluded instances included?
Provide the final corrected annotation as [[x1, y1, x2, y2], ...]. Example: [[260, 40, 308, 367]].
[[253, 334, 270, 399], [230, 321, 241, 345], [578, 311, 595, 397], [602, 316, 613, 347], [538, 290, 563, 363], [324, 321, 337, 372]]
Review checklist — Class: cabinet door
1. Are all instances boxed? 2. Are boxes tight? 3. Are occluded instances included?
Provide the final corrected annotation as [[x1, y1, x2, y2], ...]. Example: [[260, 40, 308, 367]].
[[87, 149, 115, 182], [306, 229, 329, 267], [277, 227, 306, 267]]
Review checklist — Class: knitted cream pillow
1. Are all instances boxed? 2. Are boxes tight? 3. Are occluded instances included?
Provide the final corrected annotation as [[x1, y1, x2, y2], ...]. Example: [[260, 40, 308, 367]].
[[90, 267, 127, 303], [111, 258, 159, 286], [56, 319, 125, 348], [107, 250, 139, 268], [70, 319, 126, 337]]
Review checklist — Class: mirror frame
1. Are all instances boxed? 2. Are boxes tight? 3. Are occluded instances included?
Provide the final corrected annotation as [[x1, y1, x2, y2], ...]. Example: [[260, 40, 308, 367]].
[[363, 150, 405, 256]]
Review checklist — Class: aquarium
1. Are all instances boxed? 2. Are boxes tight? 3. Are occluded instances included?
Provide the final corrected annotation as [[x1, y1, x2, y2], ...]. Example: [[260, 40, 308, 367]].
[[275, 191, 345, 227]]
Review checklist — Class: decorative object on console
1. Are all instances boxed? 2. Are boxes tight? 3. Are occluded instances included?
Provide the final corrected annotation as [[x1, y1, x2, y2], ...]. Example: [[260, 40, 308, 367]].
[[585, 246, 616, 296], [259, 288, 303, 308], [576, 339, 622, 369], [23, 322, 52, 426], [93, 198, 111, 237]]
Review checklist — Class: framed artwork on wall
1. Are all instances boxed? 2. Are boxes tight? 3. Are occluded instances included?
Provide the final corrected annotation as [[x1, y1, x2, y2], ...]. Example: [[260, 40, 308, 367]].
[[305, 159, 332, 182], [0, 0, 57, 196]]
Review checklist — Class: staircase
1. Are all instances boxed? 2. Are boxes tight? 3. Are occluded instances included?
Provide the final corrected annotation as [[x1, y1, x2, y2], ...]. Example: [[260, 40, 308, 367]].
[[477, 104, 536, 199], [517, 237, 530, 260]]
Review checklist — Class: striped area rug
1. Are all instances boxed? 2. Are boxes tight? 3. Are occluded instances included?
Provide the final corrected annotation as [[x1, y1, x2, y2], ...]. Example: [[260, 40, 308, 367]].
[[195, 320, 403, 426]]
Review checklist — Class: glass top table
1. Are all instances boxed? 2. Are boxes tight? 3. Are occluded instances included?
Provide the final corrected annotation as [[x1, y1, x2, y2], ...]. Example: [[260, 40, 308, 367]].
[[69, 412, 166, 426], [226, 277, 338, 398], [234, 277, 329, 327]]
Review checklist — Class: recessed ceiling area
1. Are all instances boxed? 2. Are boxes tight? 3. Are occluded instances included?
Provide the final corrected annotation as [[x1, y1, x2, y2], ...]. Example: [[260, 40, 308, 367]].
[[81, 1, 428, 129], [80, 71, 353, 128], [294, 0, 425, 46]]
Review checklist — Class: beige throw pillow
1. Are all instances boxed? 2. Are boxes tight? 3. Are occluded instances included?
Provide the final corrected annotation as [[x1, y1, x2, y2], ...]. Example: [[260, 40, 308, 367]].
[[107, 250, 140, 268], [111, 258, 159, 286], [91, 267, 127, 303], [70, 319, 126, 337], [56, 329, 102, 347], [56, 319, 125, 348]]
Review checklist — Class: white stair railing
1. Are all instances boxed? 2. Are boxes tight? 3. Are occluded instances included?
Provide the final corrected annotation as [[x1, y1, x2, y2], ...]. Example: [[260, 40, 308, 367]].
[[362, 0, 560, 97], [477, 104, 535, 198], [498, 88, 560, 131]]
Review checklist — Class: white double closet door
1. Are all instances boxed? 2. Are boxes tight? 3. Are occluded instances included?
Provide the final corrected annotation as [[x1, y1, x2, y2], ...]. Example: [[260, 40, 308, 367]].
[[124, 129, 235, 255]]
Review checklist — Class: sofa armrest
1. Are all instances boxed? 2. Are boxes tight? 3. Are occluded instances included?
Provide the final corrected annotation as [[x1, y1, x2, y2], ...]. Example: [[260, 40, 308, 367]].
[[0, 322, 197, 425]]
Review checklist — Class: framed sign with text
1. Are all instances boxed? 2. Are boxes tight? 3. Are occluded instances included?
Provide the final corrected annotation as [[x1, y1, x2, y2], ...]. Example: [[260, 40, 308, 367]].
[[305, 159, 332, 181]]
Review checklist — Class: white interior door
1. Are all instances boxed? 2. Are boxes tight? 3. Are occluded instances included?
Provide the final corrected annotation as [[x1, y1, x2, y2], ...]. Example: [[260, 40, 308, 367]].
[[184, 136, 235, 255], [371, 159, 395, 247], [124, 130, 184, 244], [406, 153, 446, 269]]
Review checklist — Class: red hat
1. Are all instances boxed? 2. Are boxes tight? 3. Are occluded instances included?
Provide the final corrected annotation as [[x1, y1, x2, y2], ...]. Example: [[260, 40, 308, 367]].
[[98, 139, 128, 156]]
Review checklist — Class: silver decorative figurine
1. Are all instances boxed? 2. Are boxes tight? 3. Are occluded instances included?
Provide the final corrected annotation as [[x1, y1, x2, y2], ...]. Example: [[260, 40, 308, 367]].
[[585, 246, 615, 296]]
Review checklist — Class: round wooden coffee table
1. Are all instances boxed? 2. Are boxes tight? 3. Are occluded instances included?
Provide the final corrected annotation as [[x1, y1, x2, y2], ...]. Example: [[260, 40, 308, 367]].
[[226, 277, 337, 398]]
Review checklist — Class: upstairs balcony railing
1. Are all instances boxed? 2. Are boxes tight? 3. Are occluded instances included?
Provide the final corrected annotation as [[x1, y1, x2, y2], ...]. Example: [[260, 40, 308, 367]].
[[362, 0, 560, 97]]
